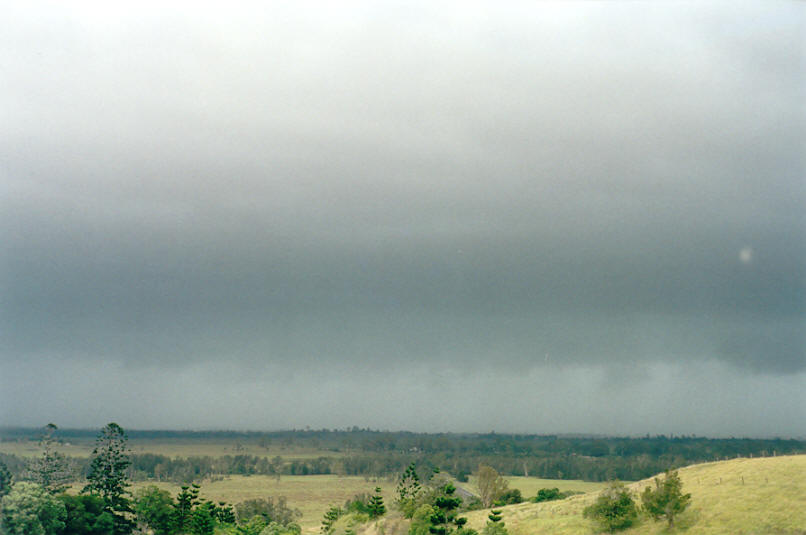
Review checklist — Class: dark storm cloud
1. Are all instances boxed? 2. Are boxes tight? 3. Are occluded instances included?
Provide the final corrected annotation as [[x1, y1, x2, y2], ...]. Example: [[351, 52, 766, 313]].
[[1, 2, 804, 433]]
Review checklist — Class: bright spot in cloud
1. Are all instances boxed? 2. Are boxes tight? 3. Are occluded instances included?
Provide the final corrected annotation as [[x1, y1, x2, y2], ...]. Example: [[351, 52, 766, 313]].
[[740, 247, 753, 264]]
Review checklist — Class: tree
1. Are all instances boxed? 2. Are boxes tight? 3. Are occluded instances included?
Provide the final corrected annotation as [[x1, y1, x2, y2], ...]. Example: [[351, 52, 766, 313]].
[[583, 481, 638, 533], [641, 470, 691, 528], [396, 462, 422, 518], [494, 489, 522, 506], [319, 505, 342, 534], [0, 459, 13, 497], [60, 494, 115, 535], [215, 501, 237, 525], [532, 488, 562, 502], [0, 481, 66, 535], [173, 484, 201, 533], [134, 485, 175, 535], [83, 423, 134, 535], [476, 465, 508, 508], [481, 509, 507, 535], [235, 496, 301, 527], [368, 487, 386, 518], [237, 515, 268, 535], [190, 501, 216, 535], [428, 483, 467, 535], [28, 424, 72, 494]]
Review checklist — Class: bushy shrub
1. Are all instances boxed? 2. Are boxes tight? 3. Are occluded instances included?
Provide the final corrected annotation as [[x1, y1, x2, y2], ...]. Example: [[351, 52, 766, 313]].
[[583, 481, 638, 533], [531, 488, 582, 503], [493, 489, 522, 506], [641, 470, 691, 528], [236, 497, 301, 527], [407, 504, 435, 535]]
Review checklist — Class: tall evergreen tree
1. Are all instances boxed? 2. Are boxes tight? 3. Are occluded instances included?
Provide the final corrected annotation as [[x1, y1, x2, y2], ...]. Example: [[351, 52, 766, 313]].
[[82, 423, 133, 535], [395, 463, 422, 518], [428, 483, 467, 535], [190, 501, 216, 535], [28, 424, 71, 494], [173, 484, 200, 534]]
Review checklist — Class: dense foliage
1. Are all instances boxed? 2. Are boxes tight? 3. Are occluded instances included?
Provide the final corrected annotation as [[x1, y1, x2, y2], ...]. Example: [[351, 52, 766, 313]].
[[82, 423, 134, 535], [583, 481, 638, 533], [0, 482, 66, 535]]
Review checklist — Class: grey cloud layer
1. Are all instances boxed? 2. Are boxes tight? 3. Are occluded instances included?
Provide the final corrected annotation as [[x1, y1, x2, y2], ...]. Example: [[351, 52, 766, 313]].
[[1, 2, 804, 431]]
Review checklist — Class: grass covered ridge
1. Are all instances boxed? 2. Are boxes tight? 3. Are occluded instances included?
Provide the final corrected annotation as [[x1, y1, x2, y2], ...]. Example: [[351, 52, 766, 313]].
[[458, 455, 806, 535]]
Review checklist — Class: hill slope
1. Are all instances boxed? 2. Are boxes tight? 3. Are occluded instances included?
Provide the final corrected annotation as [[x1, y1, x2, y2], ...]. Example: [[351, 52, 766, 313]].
[[459, 455, 806, 534]]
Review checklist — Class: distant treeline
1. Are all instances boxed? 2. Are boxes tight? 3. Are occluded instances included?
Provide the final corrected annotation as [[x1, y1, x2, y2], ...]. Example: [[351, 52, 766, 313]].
[[2, 428, 804, 483]]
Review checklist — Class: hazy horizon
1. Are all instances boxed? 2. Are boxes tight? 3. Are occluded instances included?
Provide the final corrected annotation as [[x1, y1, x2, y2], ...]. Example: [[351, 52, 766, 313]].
[[2, 1, 804, 436]]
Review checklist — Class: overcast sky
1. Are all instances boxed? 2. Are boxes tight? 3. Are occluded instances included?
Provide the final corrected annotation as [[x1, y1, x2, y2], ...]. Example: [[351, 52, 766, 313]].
[[2, 1, 804, 437]]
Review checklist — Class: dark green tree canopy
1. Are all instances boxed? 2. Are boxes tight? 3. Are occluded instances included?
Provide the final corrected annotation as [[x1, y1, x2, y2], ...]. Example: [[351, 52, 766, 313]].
[[368, 487, 386, 518]]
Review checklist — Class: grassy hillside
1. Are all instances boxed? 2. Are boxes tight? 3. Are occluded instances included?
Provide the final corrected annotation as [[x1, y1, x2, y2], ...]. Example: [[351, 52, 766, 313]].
[[460, 455, 806, 535]]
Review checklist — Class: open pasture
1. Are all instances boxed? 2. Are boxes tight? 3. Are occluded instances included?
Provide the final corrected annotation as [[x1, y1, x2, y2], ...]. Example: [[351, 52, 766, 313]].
[[465, 474, 610, 498], [460, 455, 806, 535]]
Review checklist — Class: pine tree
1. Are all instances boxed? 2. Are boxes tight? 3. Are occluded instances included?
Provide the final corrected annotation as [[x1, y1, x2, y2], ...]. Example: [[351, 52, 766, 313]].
[[82, 423, 134, 535], [428, 483, 467, 535], [320, 505, 342, 534], [215, 501, 236, 524], [173, 484, 201, 533], [28, 423, 72, 494], [190, 501, 216, 535], [396, 463, 422, 518], [368, 487, 386, 518], [482, 510, 507, 535]]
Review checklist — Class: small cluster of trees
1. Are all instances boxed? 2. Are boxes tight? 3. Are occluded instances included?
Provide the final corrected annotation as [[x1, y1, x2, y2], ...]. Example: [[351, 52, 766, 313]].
[[0, 423, 303, 535], [393, 464, 497, 535], [0, 423, 135, 535], [319, 488, 385, 534], [583, 470, 691, 532]]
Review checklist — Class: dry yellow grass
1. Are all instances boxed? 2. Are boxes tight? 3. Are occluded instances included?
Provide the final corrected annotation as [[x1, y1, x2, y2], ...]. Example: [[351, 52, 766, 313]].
[[460, 455, 806, 535]]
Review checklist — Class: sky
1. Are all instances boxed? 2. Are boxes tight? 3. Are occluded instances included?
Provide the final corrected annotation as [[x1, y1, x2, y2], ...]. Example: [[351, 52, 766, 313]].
[[1, 1, 804, 437]]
